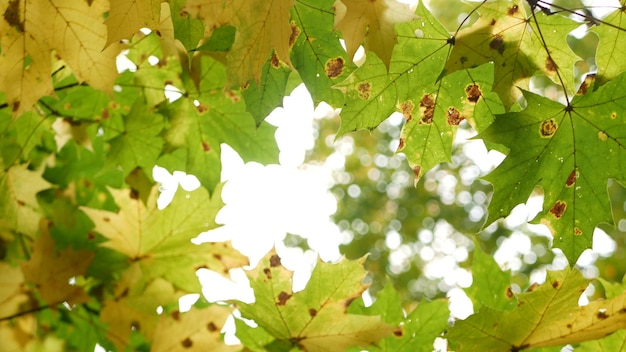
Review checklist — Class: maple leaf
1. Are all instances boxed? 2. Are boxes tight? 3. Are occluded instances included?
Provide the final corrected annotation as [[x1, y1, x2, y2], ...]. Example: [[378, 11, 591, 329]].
[[290, 0, 353, 106], [446, 0, 580, 107], [186, 0, 294, 85], [238, 252, 398, 351], [0, 262, 29, 319], [0, 0, 53, 115], [104, 0, 161, 46], [20, 220, 95, 306], [0, 164, 50, 238], [592, 1, 626, 86], [152, 305, 239, 352], [31, 0, 123, 94], [81, 185, 248, 293], [447, 267, 626, 350], [333, 0, 417, 67], [101, 267, 181, 351], [480, 72, 626, 263]]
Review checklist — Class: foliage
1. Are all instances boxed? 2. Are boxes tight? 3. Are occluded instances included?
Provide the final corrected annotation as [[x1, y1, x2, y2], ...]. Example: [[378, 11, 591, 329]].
[[1, 0, 626, 351]]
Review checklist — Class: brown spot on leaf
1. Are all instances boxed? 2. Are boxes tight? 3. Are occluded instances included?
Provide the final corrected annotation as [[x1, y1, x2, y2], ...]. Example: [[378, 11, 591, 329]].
[[263, 268, 272, 279], [12, 101, 20, 112], [4, 0, 23, 32], [181, 337, 193, 348], [393, 328, 403, 337], [527, 283, 539, 292], [196, 103, 208, 113], [611, 112, 617, 120], [357, 82, 371, 100], [270, 254, 281, 267], [172, 310, 181, 321], [549, 201, 566, 219], [447, 107, 464, 125], [577, 74, 595, 95], [565, 169, 577, 187], [226, 90, 240, 103], [325, 57, 345, 78], [213, 253, 222, 260], [87, 232, 96, 240], [490, 18, 497, 26], [490, 35, 505, 55], [270, 53, 280, 68], [202, 141, 211, 152], [131, 320, 141, 330], [465, 84, 482, 103], [129, 189, 139, 200], [195, 264, 208, 270], [103, 217, 110, 222], [308, 308, 317, 317], [597, 310, 608, 319], [460, 56, 468, 64], [344, 296, 357, 310], [552, 281, 560, 289], [574, 227, 582, 236], [506, 286, 514, 298], [412, 165, 421, 178], [398, 100, 415, 121], [566, 323, 573, 329], [289, 21, 300, 47], [207, 322, 218, 331], [16, 199, 25, 206], [507, 5, 519, 15], [179, 9, 189, 18], [277, 291, 292, 305], [545, 55, 558, 72], [397, 137, 405, 151], [539, 118, 558, 137], [419, 94, 435, 124], [101, 108, 110, 119], [511, 344, 529, 352]]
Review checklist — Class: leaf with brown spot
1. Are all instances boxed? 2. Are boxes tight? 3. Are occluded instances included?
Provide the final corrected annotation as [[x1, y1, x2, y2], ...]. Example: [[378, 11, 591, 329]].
[[153, 305, 239, 352], [449, 267, 626, 350], [239, 251, 396, 351]]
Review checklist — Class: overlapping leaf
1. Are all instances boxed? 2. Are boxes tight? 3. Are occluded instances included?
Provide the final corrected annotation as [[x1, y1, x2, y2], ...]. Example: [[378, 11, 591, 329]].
[[291, 0, 353, 106], [448, 267, 626, 350], [480, 72, 626, 263], [82, 185, 247, 293], [592, 1, 626, 86], [333, 0, 417, 67], [238, 252, 398, 351], [446, 0, 581, 107], [105, 0, 161, 45]]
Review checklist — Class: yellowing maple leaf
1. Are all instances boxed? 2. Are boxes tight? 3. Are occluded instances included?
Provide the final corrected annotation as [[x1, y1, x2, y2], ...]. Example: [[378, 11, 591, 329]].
[[333, 0, 417, 67], [30, 0, 122, 93], [81, 185, 247, 293], [104, 0, 161, 46], [186, 0, 294, 85], [20, 220, 95, 306], [0, 0, 53, 115], [152, 305, 239, 352], [101, 267, 181, 351], [0, 164, 50, 238], [0, 262, 29, 319]]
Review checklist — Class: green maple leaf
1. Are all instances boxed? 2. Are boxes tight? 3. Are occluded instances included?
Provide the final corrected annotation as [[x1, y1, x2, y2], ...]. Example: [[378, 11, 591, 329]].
[[480, 72, 626, 263], [238, 252, 398, 352], [168, 0, 205, 51], [290, 0, 353, 106], [447, 267, 626, 351], [160, 55, 279, 192], [81, 184, 248, 292], [334, 2, 450, 136], [241, 56, 291, 125], [592, 1, 626, 86], [105, 99, 164, 176], [465, 242, 516, 311], [446, 0, 580, 107]]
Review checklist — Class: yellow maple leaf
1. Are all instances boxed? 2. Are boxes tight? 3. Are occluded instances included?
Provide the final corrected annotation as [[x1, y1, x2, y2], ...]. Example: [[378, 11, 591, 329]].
[[0, 164, 51, 238], [152, 305, 239, 352], [186, 0, 294, 85], [0, 0, 53, 115], [30, 0, 123, 93], [20, 220, 95, 306], [101, 266, 181, 351], [81, 185, 248, 292], [104, 0, 161, 46], [0, 262, 29, 319], [333, 0, 417, 67]]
